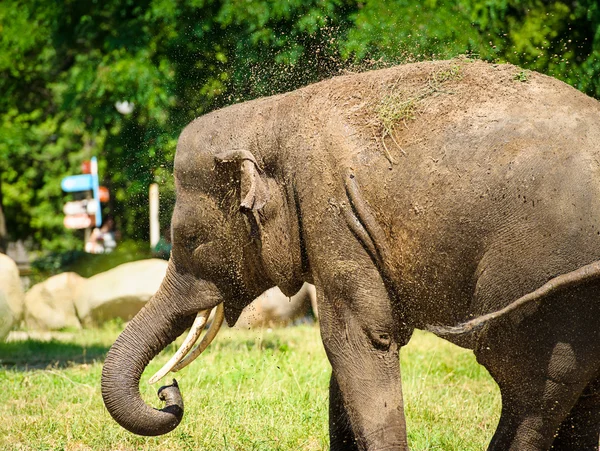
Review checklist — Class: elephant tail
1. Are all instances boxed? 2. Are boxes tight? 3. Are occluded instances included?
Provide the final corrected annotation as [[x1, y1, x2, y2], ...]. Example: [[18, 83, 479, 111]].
[[428, 259, 600, 336]]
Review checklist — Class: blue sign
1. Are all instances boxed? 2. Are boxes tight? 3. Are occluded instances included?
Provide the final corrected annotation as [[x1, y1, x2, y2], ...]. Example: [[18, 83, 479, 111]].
[[61, 174, 93, 192]]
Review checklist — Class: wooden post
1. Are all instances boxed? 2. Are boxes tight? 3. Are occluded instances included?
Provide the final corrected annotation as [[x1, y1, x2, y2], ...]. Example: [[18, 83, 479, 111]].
[[149, 183, 160, 249]]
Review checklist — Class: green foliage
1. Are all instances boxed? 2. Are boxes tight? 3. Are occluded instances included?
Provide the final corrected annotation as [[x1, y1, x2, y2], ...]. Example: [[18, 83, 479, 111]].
[[1, 0, 599, 256], [342, 0, 600, 97], [468, 0, 600, 96], [342, 0, 489, 62]]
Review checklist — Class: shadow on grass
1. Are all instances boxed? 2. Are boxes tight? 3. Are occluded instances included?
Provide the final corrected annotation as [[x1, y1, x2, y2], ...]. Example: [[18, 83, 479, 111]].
[[0, 339, 109, 370]]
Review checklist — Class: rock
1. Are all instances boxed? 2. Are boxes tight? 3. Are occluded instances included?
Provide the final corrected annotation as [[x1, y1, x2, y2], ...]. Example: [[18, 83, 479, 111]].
[[24, 272, 84, 330], [75, 259, 168, 326], [6, 330, 76, 342], [0, 290, 14, 341], [236, 283, 317, 328], [0, 253, 25, 323]]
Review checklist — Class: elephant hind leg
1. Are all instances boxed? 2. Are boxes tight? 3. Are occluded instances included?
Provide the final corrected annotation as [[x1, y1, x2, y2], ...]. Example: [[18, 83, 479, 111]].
[[551, 372, 600, 451], [475, 287, 600, 450], [485, 379, 582, 451]]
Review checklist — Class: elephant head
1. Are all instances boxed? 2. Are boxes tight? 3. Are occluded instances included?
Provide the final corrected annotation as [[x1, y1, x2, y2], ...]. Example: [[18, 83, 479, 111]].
[[101, 116, 307, 436]]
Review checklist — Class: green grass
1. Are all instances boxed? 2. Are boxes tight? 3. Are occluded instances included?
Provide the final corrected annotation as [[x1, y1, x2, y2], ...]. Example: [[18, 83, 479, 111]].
[[0, 325, 500, 450]]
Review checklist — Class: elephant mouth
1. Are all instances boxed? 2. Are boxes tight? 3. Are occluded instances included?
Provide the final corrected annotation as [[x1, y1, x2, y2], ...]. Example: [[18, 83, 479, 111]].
[[148, 303, 225, 385]]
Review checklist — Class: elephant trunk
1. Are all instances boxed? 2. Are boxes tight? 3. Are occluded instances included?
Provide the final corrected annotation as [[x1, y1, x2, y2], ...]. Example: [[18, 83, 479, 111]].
[[101, 265, 221, 436], [101, 296, 193, 435]]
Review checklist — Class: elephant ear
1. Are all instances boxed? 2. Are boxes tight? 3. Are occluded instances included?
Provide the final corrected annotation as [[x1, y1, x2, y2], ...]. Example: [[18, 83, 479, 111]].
[[216, 149, 304, 297], [214, 150, 270, 211]]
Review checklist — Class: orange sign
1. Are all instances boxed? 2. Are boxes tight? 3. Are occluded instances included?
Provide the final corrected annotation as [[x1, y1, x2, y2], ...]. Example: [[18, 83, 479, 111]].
[[99, 186, 110, 203], [81, 160, 91, 174]]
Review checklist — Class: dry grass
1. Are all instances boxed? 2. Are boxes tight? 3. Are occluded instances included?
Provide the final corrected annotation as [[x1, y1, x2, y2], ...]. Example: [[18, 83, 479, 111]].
[[372, 64, 463, 164]]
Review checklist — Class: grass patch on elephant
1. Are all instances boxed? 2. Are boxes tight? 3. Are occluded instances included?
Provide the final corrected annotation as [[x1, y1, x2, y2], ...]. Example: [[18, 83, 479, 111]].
[[368, 62, 464, 164], [0, 324, 499, 450]]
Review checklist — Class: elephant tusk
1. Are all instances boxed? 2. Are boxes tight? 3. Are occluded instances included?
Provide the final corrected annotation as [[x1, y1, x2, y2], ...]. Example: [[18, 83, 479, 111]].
[[172, 303, 225, 372], [148, 309, 211, 385]]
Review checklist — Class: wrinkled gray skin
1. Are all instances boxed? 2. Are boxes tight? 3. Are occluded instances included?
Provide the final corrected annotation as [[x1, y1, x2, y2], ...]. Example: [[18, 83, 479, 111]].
[[102, 61, 600, 450]]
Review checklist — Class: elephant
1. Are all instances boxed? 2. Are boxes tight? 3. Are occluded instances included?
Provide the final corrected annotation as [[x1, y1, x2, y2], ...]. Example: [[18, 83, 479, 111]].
[[101, 59, 600, 450]]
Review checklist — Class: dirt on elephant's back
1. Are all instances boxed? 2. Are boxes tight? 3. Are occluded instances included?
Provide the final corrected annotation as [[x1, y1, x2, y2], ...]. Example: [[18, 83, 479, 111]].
[[291, 58, 599, 165]]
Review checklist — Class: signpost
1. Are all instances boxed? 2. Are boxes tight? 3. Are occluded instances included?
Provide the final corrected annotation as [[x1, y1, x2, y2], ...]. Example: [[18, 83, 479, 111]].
[[98, 186, 110, 203], [89, 157, 101, 227], [61, 157, 107, 236], [149, 183, 159, 249], [63, 214, 93, 229], [63, 200, 90, 216]]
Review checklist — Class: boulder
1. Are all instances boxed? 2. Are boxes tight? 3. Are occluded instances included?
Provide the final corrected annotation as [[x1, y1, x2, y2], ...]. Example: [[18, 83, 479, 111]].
[[236, 283, 317, 328], [25, 272, 84, 330], [0, 253, 25, 323], [0, 290, 14, 340], [75, 259, 168, 326]]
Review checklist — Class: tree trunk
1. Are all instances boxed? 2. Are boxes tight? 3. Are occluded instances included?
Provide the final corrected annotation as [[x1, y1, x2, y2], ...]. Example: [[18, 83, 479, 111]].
[[0, 174, 7, 253]]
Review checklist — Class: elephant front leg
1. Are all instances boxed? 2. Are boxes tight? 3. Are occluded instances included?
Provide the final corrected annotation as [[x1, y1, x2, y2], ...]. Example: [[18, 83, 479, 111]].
[[317, 267, 410, 451], [329, 373, 360, 451]]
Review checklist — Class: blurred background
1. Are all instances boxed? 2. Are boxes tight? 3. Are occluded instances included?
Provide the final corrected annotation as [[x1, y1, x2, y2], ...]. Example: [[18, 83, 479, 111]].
[[1, 0, 599, 282], [1, 2, 599, 448]]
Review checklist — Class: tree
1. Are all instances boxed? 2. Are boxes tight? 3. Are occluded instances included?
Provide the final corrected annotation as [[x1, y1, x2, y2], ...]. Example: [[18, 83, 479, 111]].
[[0, 0, 357, 250], [341, 0, 600, 97], [0, 177, 6, 254], [1, 0, 599, 254]]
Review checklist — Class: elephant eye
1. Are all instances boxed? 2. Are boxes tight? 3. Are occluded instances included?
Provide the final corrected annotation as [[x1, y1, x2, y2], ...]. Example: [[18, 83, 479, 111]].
[[176, 230, 206, 252]]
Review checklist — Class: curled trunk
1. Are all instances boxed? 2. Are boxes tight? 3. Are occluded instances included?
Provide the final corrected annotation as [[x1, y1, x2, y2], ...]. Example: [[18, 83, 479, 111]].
[[101, 292, 194, 436]]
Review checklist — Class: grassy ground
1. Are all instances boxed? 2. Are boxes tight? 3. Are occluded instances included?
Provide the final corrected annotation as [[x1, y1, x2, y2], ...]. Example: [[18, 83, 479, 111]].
[[0, 324, 500, 450]]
